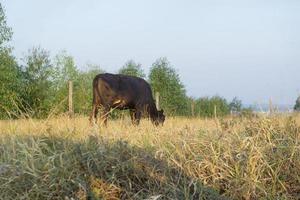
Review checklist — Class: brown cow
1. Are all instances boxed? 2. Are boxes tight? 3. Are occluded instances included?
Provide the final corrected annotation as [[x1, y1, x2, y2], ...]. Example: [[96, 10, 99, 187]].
[[90, 73, 165, 126]]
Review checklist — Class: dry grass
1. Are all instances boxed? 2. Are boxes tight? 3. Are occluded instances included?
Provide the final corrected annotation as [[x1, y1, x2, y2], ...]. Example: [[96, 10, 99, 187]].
[[0, 114, 299, 199]]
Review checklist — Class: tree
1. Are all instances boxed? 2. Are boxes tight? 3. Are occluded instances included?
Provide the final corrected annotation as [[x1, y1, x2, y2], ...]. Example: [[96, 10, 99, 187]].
[[195, 96, 230, 117], [51, 51, 79, 114], [38, 51, 104, 116], [22, 47, 55, 117], [229, 97, 242, 113], [0, 4, 12, 48], [294, 96, 300, 111], [118, 60, 145, 78], [0, 49, 23, 118], [53, 50, 78, 88], [149, 57, 188, 115], [0, 4, 23, 119], [75, 64, 105, 114], [210, 96, 230, 116]]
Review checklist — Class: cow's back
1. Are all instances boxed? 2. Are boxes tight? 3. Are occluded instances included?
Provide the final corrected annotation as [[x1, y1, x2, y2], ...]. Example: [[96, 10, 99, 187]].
[[93, 73, 154, 107]]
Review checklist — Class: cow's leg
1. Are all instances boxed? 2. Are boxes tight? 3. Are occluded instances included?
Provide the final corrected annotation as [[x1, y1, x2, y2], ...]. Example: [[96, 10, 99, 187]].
[[130, 109, 139, 125], [130, 109, 135, 124], [89, 104, 98, 125], [100, 106, 110, 126]]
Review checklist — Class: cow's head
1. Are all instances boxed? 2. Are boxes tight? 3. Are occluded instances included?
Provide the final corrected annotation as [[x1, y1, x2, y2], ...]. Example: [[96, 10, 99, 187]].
[[154, 109, 165, 126]]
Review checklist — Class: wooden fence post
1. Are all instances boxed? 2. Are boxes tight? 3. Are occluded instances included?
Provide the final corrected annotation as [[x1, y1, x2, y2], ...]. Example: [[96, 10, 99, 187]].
[[155, 92, 160, 110], [68, 80, 73, 117], [269, 98, 273, 115]]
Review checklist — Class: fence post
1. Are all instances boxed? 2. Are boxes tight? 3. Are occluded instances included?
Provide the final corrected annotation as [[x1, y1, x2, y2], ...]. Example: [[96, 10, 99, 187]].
[[155, 92, 160, 110], [269, 98, 273, 115], [68, 80, 73, 117]]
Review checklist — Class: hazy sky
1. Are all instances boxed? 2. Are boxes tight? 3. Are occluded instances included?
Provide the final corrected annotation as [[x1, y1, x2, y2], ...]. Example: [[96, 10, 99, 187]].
[[3, 0, 300, 105]]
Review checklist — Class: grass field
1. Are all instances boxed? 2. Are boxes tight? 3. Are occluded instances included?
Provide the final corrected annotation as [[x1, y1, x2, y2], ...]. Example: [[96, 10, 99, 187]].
[[0, 114, 299, 199]]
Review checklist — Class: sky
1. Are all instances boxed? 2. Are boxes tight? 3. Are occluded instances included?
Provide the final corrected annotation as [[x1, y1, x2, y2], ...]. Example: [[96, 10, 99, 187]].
[[2, 0, 300, 106]]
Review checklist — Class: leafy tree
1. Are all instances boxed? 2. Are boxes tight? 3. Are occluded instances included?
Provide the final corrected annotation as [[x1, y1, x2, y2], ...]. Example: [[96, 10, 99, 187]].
[[0, 49, 23, 118], [294, 96, 300, 111], [51, 51, 79, 114], [26, 49, 105, 116], [194, 97, 208, 117], [229, 97, 242, 112], [53, 50, 79, 88], [210, 96, 230, 116], [195, 96, 230, 117], [149, 57, 188, 115], [22, 47, 55, 117], [75, 64, 105, 114], [0, 4, 12, 48], [0, 4, 23, 119], [119, 60, 145, 78]]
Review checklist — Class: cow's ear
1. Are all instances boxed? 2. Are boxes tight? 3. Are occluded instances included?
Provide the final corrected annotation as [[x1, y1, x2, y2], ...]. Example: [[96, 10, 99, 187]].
[[160, 109, 164, 113]]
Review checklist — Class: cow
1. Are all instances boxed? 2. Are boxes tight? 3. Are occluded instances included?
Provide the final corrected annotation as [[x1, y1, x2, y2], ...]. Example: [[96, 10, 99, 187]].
[[89, 73, 165, 126]]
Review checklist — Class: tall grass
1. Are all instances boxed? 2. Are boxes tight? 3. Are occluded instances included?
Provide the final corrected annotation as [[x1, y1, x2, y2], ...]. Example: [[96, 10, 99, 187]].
[[0, 114, 299, 199]]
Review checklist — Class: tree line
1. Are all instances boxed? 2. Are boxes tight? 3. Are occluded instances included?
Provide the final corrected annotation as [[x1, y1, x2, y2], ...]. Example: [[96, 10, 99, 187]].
[[1, 4, 298, 119], [0, 47, 248, 119]]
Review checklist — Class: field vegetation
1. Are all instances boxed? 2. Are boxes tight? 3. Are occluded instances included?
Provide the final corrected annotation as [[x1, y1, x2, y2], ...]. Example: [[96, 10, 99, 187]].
[[1, 114, 299, 199], [1, 3, 300, 200]]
